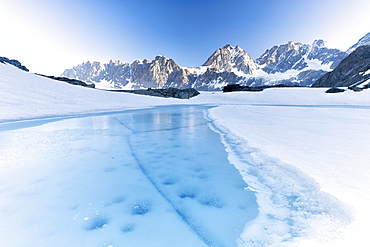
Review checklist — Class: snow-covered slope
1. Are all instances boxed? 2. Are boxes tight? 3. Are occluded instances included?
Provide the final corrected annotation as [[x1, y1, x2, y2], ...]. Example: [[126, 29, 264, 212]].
[[346, 32, 370, 54], [3, 61, 370, 122], [209, 104, 370, 246], [2, 59, 370, 246], [0, 56, 29, 71], [0, 62, 183, 122]]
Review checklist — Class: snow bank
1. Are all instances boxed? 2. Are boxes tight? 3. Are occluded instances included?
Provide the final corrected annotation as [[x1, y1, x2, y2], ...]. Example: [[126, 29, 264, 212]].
[[208, 105, 370, 246], [0, 63, 181, 122], [2, 62, 370, 123]]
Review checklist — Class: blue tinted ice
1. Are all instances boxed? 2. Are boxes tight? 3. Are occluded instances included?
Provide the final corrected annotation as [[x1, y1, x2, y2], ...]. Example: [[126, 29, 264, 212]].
[[0, 106, 258, 247]]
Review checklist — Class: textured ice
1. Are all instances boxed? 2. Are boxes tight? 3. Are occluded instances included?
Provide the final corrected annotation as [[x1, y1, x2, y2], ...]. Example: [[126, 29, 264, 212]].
[[0, 106, 258, 247]]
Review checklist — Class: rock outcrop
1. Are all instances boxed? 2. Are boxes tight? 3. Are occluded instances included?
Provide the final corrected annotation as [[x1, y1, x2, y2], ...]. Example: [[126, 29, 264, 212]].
[[112, 88, 200, 99], [312, 45, 370, 88], [36, 74, 95, 88], [0, 57, 29, 72]]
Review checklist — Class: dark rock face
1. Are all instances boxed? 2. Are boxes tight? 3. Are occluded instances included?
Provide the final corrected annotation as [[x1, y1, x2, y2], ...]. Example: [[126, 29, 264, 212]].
[[112, 88, 200, 99], [312, 45, 370, 88], [36, 74, 95, 88], [223, 84, 264, 92], [348, 86, 364, 92], [325, 87, 345, 93], [223, 83, 298, 92], [0, 57, 29, 72]]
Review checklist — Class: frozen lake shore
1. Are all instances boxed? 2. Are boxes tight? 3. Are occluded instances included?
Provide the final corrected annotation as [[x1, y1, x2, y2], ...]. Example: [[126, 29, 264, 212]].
[[0, 106, 258, 247], [1, 63, 370, 246]]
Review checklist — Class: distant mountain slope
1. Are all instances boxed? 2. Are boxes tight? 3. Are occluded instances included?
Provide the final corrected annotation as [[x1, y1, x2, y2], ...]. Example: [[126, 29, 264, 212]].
[[346, 32, 370, 54], [62, 32, 370, 90], [256, 39, 346, 73], [61, 44, 257, 90], [312, 45, 370, 88], [62, 57, 200, 90], [202, 44, 256, 75]]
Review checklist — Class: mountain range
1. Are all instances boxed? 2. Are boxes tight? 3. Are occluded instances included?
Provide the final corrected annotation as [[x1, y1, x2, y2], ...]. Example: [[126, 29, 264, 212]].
[[61, 32, 370, 90], [312, 45, 370, 88]]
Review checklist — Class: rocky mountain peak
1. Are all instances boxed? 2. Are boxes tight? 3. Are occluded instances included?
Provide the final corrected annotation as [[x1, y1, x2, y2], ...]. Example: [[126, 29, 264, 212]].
[[256, 39, 346, 73], [108, 59, 126, 66], [202, 44, 256, 75], [256, 41, 305, 73], [312, 39, 326, 48], [154, 55, 166, 61]]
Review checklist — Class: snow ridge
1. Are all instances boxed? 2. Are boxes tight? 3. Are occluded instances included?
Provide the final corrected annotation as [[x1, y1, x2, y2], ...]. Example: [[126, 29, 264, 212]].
[[347, 32, 370, 54]]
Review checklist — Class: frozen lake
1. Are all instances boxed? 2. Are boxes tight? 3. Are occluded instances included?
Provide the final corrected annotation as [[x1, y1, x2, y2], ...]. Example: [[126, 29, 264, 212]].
[[0, 106, 258, 247]]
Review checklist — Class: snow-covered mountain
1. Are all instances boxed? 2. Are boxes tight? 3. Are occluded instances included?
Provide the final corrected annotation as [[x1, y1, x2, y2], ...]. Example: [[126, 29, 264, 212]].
[[62, 33, 369, 90], [62, 57, 199, 90], [202, 44, 256, 75], [61, 44, 257, 91], [244, 39, 347, 87], [312, 45, 370, 88], [256, 39, 345, 73]]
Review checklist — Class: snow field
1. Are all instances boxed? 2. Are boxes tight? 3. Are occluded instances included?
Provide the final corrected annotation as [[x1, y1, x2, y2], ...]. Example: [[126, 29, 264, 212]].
[[2, 62, 370, 246], [2, 62, 370, 124], [208, 105, 370, 246]]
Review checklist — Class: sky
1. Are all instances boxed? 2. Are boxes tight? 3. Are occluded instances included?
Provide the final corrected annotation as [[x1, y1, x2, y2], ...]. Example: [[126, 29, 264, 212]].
[[0, 0, 370, 76]]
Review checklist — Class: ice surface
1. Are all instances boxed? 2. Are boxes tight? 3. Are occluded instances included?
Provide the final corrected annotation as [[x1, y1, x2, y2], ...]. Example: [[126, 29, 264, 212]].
[[0, 106, 257, 247], [110, 106, 258, 246]]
